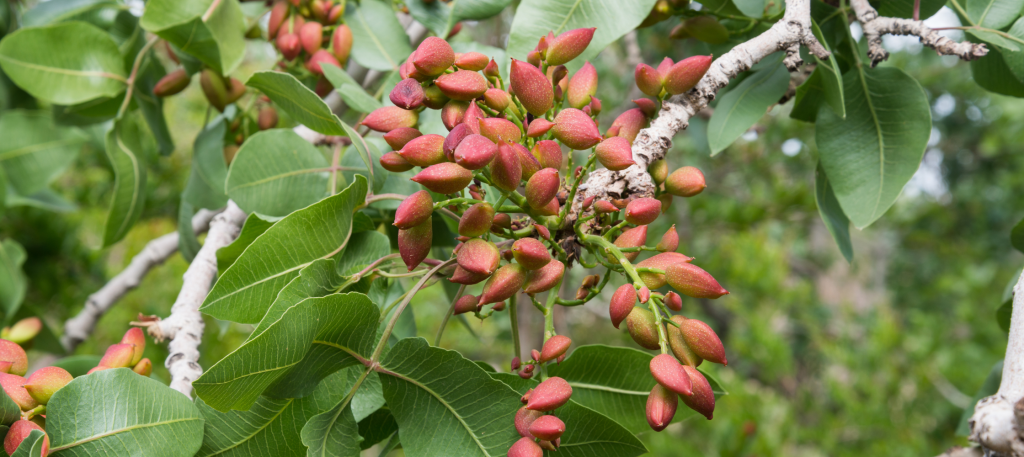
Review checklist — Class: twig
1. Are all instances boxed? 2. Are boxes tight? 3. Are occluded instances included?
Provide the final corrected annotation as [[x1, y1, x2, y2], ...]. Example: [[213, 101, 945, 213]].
[[849, 0, 987, 66]]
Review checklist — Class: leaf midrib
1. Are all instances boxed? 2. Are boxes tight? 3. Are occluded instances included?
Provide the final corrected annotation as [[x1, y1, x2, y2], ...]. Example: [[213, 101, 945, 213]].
[[355, 6, 397, 70], [49, 417, 202, 452], [253, 75, 341, 126], [854, 67, 886, 223], [567, 381, 648, 396], [554, 0, 585, 35], [227, 166, 329, 192], [0, 55, 126, 82], [0, 138, 79, 161]]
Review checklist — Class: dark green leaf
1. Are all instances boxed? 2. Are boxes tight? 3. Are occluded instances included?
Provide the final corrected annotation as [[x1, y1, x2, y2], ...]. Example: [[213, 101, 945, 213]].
[[216, 213, 275, 274], [790, 69, 826, 123], [226, 130, 330, 217], [815, 162, 853, 262], [134, 57, 175, 155], [247, 71, 346, 135], [406, 0, 512, 38], [6, 189, 77, 213], [102, 118, 150, 247], [707, 54, 790, 155], [183, 119, 229, 210], [301, 394, 362, 457], [998, 298, 1013, 332], [346, 0, 413, 71], [1013, 217, 1024, 253], [10, 429, 44, 457], [971, 44, 1024, 97], [357, 408, 397, 450], [49, 355, 103, 378], [966, 0, 1024, 29], [869, 0, 946, 19], [140, 0, 246, 74], [0, 111, 84, 196], [999, 19, 1024, 77], [0, 239, 27, 319], [811, 19, 844, 117], [179, 201, 201, 263]]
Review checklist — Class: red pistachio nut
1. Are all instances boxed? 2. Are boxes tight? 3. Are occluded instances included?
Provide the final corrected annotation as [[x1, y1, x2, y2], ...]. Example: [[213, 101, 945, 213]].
[[393, 190, 434, 229], [666, 263, 728, 299], [666, 166, 706, 197], [545, 27, 596, 66], [513, 143, 542, 180], [625, 197, 662, 225], [154, 69, 190, 97], [527, 118, 554, 138], [441, 100, 469, 131], [3, 318, 41, 346], [435, 70, 488, 101], [390, 78, 426, 110], [657, 56, 674, 76], [531, 349, 541, 362], [637, 252, 694, 289], [531, 140, 562, 170], [100, 343, 135, 368], [454, 134, 498, 170], [518, 369, 534, 379], [664, 55, 713, 95], [423, 84, 450, 109], [668, 315, 702, 367], [635, 63, 664, 97], [567, 62, 598, 109], [586, 96, 603, 116], [612, 226, 647, 262], [443, 123, 472, 160], [491, 213, 512, 233], [552, 108, 602, 150], [595, 136, 635, 171], [658, 193, 673, 213], [268, 1, 290, 39], [380, 151, 414, 172], [398, 217, 432, 271], [526, 376, 572, 411], [609, 284, 636, 329], [511, 238, 551, 270], [121, 327, 147, 366], [314, 77, 334, 98], [484, 88, 511, 112], [411, 163, 473, 194], [258, 106, 279, 130], [508, 437, 543, 457], [276, 32, 301, 61], [529, 415, 566, 441], [511, 356, 522, 371], [479, 118, 522, 144], [331, 24, 353, 65], [24, 366, 72, 405], [305, 50, 340, 75], [299, 21, 323, 54], [664, 291, 683, 312], [463, 101, 485, 135], [458, 202, 495, 237], [523, 260, 565, 294], [515, 406, 544, 439], [0, 361, 18, 374], [626, 307, 661, 350], [536, 198, 559, 216], [362, 106, 419, 132], [489, 142, 522, 191], [682, 365, 715, 420], [133, 358, 153, 377], [309, 0, 328, 21], [656, 225, 679, 252], [384, 127, 423, 151], [646, 384, 678, 432], [510, 59, 554, 116], [449, 265, 489, 285], [534, 224, 551, 240], [398, 134, 446, 167], [634, 98, 658, 118], [478, 264, 527, 305], [484, 58, 500, 80], [539, 335, 571, 363], [453, 294, 479, 315], [455, 52, 489, 71], [525, 168, 559, 210], [582, 195, 595, 210], [678, 317, 727, 364], [609, 108, 648, 143], [650, 353, 693, 396], [412, 37, 455, 76], [593, 200, 619, 214], [638, 286, 651, 303], [327, 3, 344, 22], [457, 238, 501, 276], [521, 388, 533, 404], [0, 373, 36, 411], [5, 420, 48, 456], [649, 159, 668, 184]]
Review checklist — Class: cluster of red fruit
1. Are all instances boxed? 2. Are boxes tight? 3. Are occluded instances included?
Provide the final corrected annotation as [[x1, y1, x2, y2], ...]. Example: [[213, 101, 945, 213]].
[[505, 336, 573, 456]]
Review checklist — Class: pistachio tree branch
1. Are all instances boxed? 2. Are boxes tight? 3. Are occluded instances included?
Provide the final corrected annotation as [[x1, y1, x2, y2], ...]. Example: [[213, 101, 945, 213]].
[[61, 208, 221, 352], [849, 0, 988, 67]]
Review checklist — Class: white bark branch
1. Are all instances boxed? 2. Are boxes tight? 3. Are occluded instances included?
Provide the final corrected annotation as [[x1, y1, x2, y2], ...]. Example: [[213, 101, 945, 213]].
[[61, 208, 220, 352], [849, 0, 988, 66], [970, 268, 1024, 456]]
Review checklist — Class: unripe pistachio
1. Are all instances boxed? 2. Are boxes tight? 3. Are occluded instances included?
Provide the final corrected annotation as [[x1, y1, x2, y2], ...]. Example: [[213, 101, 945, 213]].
[[634, 98, 658, 118], [626, 307, 661, 350], [463, 102, 485, 135], [380, 151, 414, 172], [441, 100, 469, 131], [682, 365, 715, 419], [394, 190, 434, 229], [604, 125, 620, 139], [665, 166, 706, 197], [566, 62, 598, 109], [529, 415, 566, 441], [422, 84, 450, 109], [680, 16, 729, 44], [528, 141, 559, 170], [121, 327, 147, 366], [479, 118, 521, 144], [609, 284, 638, 329], [0, 362, 11, 374], [658, 193, 673, 213], [526, 119, 554, 138], [526, 376, 572, 411], [458, 202, 495, 237], [523, 260, 565, 294], [483, 89, 510, 112], [515, 406, 543, 439], [539, 335, 571, 363], [638, 285, 651, 303], [491, 213, 512, 233], [656, 225, 679, 252], [268, 1, 290, 39], [306, 50, 340, 75], [384, 127, 422, 151], [258, 106, 279, 130], [552, 108, 602, 150], [637, 252, 694, 289], [454, 134, 498, 170], [484, 58, 500, 80], [0, 373, 36, 410], [478, 264, 527, 306], [310, 0, 328, 22], [510, 59, 554, 116], [399, 57, 422, 82], [443, 123, 471, 160], [664, 55, 714, 95], [512, 238, 551, 270], [489, 142, 522, 191], [646, 384, 678, 432], [512, 143, 542, 180], [593, 200, 619, 214], [200, 70, 230, 111], [398, 134, 446, 167], [2, 318, 41, 345], [508, 437, 543, 457], [531, 349, 541, 362], [133, 358, 153, 376], [625, 197, 662, 225], [457, 238, 500, 276], [668, 315, 702, 367], [536, 197, 559, 216], [656, 56, 674, 75], [100, 343, 136, 368], [412, 163, 473, 194], [328, 3, 344, 22], [635, 63, 664, 97], [586, 96, 602, 116], [0, 340, 28, 377], [664, 291, 683, 312], [534, 224, 551, 240], [650, 353, 693, 396], [362, 106, 419, 132], [331, 24, 353, 64], [390, 78, 426, 110], [640, 0, 672, 27], [525, 168, 559, 210], [413, 37, 455, 76], [678, 317, 727, 365], [277, 32, 301, 60], [666, 263, 728, 299], [5, 420, 48, 456], [398, 217, 432, 271], [435, 70, 488, 101], [455, 52, 489, 71], [649, 159, 668, 184], [595, 137, 636, 171], [449, 266, 489, 285], [23, 366, 72, 405], [511, 356, 522, 371], [612, 226, 647, 262], [299, 21, 323, 54], [610, 108, 647, 143], [154, 69, 190, 97], [453, 294, 479, 315], [526, 49, 543, 67], [545, 27, 596, 66], [582, 195, 595, 211]]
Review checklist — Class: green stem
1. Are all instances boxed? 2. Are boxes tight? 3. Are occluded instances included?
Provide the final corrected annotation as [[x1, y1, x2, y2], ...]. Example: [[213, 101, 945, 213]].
[[509, 293, 521, 362], [434, 284, 466, 346], [117, 36, 161, 119], [372, 259, 456, 362], [557, 152, 598, 225]]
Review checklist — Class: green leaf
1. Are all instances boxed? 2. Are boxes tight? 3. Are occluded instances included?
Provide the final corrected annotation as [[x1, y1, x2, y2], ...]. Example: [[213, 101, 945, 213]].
[[346, 0, 413, 71], [999, 19, 1024, 76], [697, 0, 744, 16], [202, 177, 367, 324], [247, 71, 346, 135], [194, 293, 379, 411], [966, 0, 1024, 29], [815, 66, 931, 229], [357, 408, 397, 450], [6, 189, 77, 213], [301, 395, 363, 457], [707, 55, 790, 155], [225, 130, 330, 217], [0, 111, 84, 196], [49, 354, 103, 378], [406, 0, 512, 38], [0, 239, 27, 320], [998, 298, 1012, 332], [340, 122, 378, 192], [134, 60, 175, 156], [968, 28, 1021, 52], [47, 369, 204, 456], [971, 44, 1024, 97], [140, 0, 245, 75], [321, 64, 382, 114], [252, 258, 343, 336], [341, 141, 387, 194], [490, 373, 648, 457], [23, 0, 119, 27], [733, 0, 766, 17], [335, 230, 391, 278], [0, 22, 126, 104], [183, 119, 230, 210], [0, 379, 20, 426], [790, 69, 826, 123], [10, 429, 45, 457], [869, 0, 946, 19], [815, 163, 853, 262], [810, 20, 844, 118], [178, 201, 201, 263], [506, 0, 658, 73], [1013, 217, 1024, 253], [378, 338, 522, 457], [216, 213, 275, 274], [957, 360, 1003, 435], [102, 118, 150, 247]]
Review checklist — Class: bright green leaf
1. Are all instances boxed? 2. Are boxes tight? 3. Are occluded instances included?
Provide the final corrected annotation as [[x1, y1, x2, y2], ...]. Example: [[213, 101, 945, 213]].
[[22, 0, 119, 27], [252, 258, 344, 336], [0, 111, 84, 196], [102, 118, 150, 247], [406, 0, 512, 38], [183, 119, 229, 210], [966, 0, 1024, 29], [6, 189, 77, 213], [216, 213, 275, 273], [225, 129, 330, 217], [815, 162, 853, 262], [811, 19, 844, 118], [141, 0, 245, 74], [321, 63, 382, 114], [346, 0, 413, 71], [708, 55, 790, 155], [247, 71, 346, 135], [179, 200, 201, 263], [301, 394, 363, 457]]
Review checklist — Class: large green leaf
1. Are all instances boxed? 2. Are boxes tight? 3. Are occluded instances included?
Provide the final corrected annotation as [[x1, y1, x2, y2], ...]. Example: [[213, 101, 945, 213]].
[[140, 0, 245, 74], [0, 22, 126, 104], [971, 45, 1024, 97], [707, 55, 790, 155], [815, 163, 853, 263], [1012, 216, 1024, 253], [22, 0, 118, 26], [102, 118, 150, 247], [815, 66, 931, 229], [183, 118, 229, 210], [378, 338, 522, 457], [247, 71, 346, 135], [47, 369, 204, 456], [346, 0, 413, 71], [811, 20, 844, 117], [491, 373, 648, 457], [869, 0, 946, 19], [406, 0, 512, 38], [966, 0, 1024, 29], [0, 111, 84, 196], [226, 130, 330, 217], [507, 0, 657, 73], [194, 293, 379, 411], [252, 258, 343, 336], [322, 64, 382, 114], [134, 60, 175, 156], [178, 201, 201, 263], [201, 177, 367, 324], [216, 213, 275, 273], [301, 395, 362, 457], [999, 19, 1024, 77], [0, 376, 20, 425]]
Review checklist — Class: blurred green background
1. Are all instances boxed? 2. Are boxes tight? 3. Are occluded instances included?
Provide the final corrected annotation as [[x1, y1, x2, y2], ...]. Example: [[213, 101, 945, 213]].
[[8, 9, 1019, 457]]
